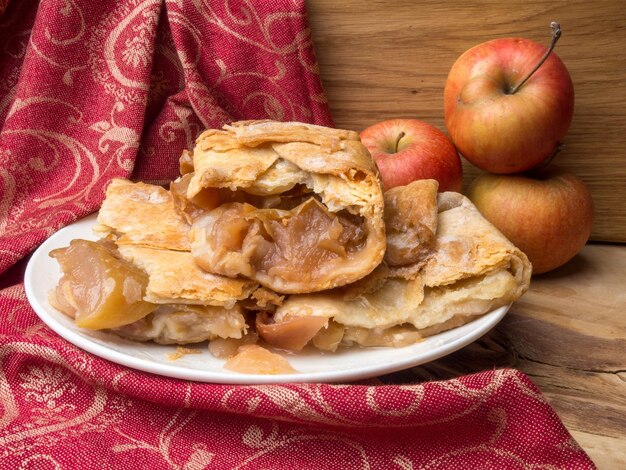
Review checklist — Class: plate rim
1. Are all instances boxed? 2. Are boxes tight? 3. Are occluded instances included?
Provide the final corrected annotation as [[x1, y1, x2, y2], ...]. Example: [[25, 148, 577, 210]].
[[24, 213, 510, 384]]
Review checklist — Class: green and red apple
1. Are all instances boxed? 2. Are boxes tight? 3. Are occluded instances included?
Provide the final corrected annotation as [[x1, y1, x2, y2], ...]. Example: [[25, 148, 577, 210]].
[[444, 24, 575, 174], [467, 166, 594, 274], [360, 118, 462, 192]]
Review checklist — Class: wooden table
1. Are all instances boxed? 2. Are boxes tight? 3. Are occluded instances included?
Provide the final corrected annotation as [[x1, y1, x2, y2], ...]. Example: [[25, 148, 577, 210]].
[[388, 243, 626, 469], [307, 1, 626, 467]]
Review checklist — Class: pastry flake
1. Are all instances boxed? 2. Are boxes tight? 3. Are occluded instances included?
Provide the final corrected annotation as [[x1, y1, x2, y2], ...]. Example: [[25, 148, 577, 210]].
[[116, 245, 259, 308]]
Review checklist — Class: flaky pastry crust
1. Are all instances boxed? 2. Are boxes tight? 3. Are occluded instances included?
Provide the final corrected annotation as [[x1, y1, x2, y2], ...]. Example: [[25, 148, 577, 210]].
[[188, 120, 386, 294], [116, 245, 259, 308], [96, 179, 191, 251], [274, 187, 532, 344]]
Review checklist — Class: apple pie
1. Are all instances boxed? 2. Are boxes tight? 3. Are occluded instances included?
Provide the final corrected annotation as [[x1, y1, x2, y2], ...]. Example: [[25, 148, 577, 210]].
[[262, 181, 532, 350], [49, 238, 256, 344], [186, 120, 387, 294], [48, 120, 532, 368], [51, 179, 265, 345]]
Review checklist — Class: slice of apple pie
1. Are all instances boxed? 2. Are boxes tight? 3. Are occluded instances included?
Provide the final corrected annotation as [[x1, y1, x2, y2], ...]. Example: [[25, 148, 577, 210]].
[[51, 179, 266, 345], [47, 121, 532, 367], [186, 120, 387, 294], [49, 238, 254, 344], [260, 180, 532, 351]]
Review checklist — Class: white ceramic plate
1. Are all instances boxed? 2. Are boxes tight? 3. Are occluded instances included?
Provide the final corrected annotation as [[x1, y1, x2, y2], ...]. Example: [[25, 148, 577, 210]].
[[24, 213, 509, 384]]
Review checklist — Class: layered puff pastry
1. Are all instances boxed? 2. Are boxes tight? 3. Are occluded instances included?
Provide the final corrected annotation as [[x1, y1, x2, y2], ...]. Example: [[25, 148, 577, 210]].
[[95, 179, 191, 251], [94, 178, 261, 308], [265, 181, 531, 350], [51, 179, 270, 345], [185, 120, 387, 294]]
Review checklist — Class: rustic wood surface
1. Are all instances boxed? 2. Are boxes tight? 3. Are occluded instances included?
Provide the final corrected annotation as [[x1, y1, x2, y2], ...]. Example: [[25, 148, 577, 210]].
[[385, 243, 626, 469], [307, 2, 626, 467], [307, 0, 626, 243]]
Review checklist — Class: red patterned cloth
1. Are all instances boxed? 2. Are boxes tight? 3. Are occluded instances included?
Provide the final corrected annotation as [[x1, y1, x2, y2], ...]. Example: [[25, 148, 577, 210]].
[[0, 1, 595, 468]]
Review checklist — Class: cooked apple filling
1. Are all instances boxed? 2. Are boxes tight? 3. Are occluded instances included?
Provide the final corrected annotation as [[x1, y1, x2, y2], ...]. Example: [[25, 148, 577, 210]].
[[170, 173, 242, 224], [186, 120, 386, 294], [269, 189, 532, 350], [170, 172, 320, 223], [49, 239, 157, 330], [50, 238, 251, 344], [113, 304, 247, 344], [191, 196, 369, 293], [224, 344, 296, 375], [383, 179, 439, 267]]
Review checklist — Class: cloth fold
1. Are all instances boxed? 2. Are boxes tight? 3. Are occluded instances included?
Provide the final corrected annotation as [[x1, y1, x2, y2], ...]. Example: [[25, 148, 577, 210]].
[[0, 0, 594, 468]]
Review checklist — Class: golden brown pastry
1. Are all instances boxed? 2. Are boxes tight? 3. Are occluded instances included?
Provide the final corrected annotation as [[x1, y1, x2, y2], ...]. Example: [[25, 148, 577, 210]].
[[187, 120, 386, 294], [115, 245, 259, 308], [270, 189, 532, 348], [95, 179, 191, 251]]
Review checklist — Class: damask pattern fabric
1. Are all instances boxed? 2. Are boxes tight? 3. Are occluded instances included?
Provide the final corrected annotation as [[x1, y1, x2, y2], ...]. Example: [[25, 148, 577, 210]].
[[0, 0, 332, 272], [0, 1, 595, 468]]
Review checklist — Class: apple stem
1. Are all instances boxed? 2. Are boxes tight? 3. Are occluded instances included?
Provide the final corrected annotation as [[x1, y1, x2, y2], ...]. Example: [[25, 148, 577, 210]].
[[394, 131, 406, 153], [509, 22, 562, 94]]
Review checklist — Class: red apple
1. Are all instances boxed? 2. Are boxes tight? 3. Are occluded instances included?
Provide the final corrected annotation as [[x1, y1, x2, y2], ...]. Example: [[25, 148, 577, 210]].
[[467, 165, 594, 274], [360, 118, 462, 192], [444, 23, 574, 174]]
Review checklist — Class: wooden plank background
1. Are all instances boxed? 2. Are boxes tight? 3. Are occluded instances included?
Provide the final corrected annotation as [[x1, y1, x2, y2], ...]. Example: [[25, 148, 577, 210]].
[[307, 0, 626, 242]]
